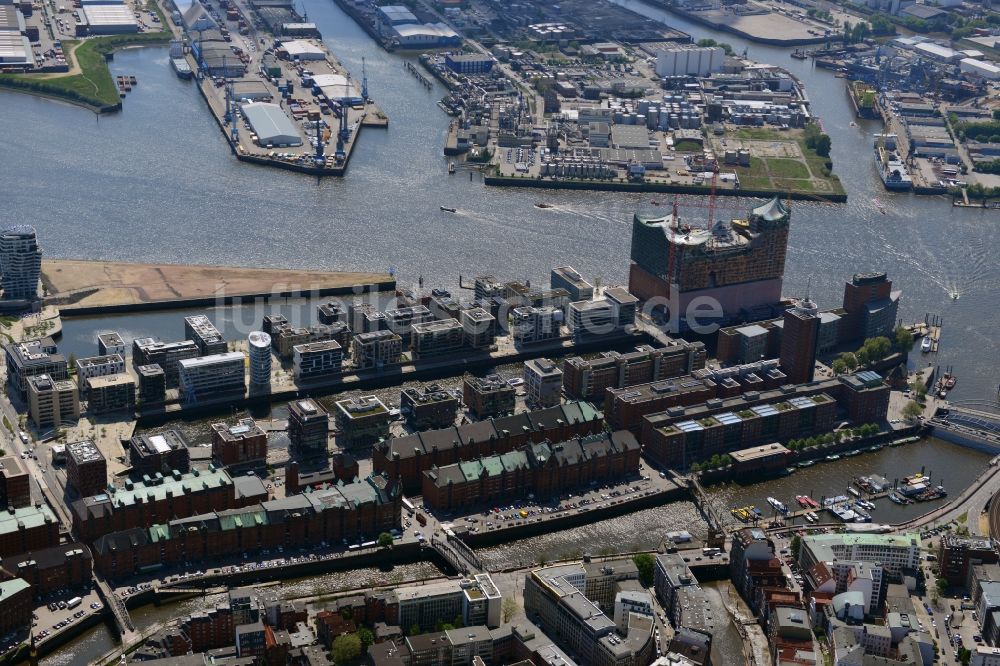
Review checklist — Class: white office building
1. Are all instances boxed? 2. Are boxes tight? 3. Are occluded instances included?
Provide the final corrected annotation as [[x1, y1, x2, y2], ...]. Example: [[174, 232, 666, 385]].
[[613, 590, 654, 632], [177, 352, 246, 404], [523, 357, 563, 408]]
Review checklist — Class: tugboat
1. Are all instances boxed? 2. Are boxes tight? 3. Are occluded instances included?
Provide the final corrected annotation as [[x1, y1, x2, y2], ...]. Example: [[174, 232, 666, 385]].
[[534, 202, 554, 209], [440, 206, 457, 213], [448, 162, 456, 174]]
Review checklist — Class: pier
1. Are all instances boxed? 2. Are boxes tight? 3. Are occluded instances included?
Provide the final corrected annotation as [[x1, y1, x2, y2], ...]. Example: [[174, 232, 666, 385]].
[[404, 61, 433, 90]]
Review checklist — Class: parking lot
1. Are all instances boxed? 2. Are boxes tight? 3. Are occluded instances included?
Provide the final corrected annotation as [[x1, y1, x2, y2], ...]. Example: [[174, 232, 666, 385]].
[[31, 589, 103, 645]]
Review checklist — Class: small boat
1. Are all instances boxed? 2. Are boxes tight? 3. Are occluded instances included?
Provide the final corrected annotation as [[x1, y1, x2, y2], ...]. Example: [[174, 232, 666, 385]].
[[873, 198, 886, 214], [650, 200, 662, 205], [867, 445, 883, 452], [534, 202, 554, 209], [782, 467, 796, 476], [129, 75, 136, 84], [951, 291, 960, 300], [844, 449, 862, 457], [848, 487, 861, 498], [807, 511, 819, 522], [804, 496, 820, 509], [798, 460, 815, 468], [945, 374, 957, 390], [767, 497, 789, 515], [797, 495, 810, 508], [750, 506, 763, 519], [921, 337, 932, 353], [888, 491, 907, 505], [826, 454, 841, 462], [440, 206, 457, 213], [850, 121, 857, 127], [858, 499, 875, 510], [448, 162, 456, 174], [791, 49, 808, 59]]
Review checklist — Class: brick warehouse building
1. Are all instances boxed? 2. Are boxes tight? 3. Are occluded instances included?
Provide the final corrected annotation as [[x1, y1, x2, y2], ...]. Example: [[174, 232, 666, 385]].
[[605, 369, 887, 434], [628, 197, 791, 323], [421, 431, 640, 512], [373, 401, 604, 494], [640, 373, 889, 469], [91, 474, 400, 580], [0, 542, 92, 597], [71, 468, 268, 543], [0, 505, 60, 558]]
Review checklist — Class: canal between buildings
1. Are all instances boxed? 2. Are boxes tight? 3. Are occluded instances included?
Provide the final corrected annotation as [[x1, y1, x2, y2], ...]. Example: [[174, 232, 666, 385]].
[[1, 0, 998, 663]]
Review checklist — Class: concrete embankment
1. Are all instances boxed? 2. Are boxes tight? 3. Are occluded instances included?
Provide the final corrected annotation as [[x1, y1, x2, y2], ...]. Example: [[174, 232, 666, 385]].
[[640, 0, 830, 46], [483, 175, 847, 203]]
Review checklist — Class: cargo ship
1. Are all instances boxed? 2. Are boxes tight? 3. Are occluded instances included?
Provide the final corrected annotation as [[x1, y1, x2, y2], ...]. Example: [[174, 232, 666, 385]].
[[875, 145, 913, 191], [848, 80, 880, 119], [169, 41, 193, 80]]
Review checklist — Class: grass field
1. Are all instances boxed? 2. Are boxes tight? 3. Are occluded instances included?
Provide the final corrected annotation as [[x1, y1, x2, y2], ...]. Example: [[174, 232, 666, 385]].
[[674, 139, 704, 152], [723, 127, 845, 197], [0, 30, 170, 110]]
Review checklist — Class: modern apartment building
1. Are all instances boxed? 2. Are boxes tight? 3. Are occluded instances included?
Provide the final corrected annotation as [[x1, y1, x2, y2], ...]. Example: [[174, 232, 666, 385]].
[[460, 307, 497, 350], [400, 384, 459, 430], [75, 354, 126, 384], [334, 395, 390, 449], [4, 338, 67, 400], [84, 371, 136, 413], [132, 338, 200, 388], [384, 305, 434, 343], [511, 306, 561, 346], [136, 364, 166, 405], [411, 319, 464, 359], [462, 374, 515, 419], [551, 265, 594, 302], [247, 331, 272, 386], [27, 374, 79, 429], [293, 340, 343, 381], [841, 272, 901, 343], [97, 332, 126, 357], [352, 330, 403, 370], [568, 299, 618, 340], [177, 352, 246, 404], [184, 315, 228, 355]]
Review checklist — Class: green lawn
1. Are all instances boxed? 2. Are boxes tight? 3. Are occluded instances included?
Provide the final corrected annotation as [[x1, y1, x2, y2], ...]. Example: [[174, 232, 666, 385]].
[[765, 158, 810, 179], [674, 139, 704, 152], [0, 31, 170, 110]]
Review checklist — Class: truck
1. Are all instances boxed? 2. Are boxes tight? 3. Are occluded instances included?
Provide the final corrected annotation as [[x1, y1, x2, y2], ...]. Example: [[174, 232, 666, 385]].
[[415, 512, 427, 526], [67, 597, 83, 609]]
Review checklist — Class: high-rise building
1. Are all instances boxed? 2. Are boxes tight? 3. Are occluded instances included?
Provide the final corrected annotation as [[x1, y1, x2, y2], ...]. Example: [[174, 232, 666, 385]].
[[247, 331, 272, 386], [132, 338, 200, 388], [211, 418, 268, 468], [65, 440, 107, 498], [293, 340, 343, 381], [4, 338, 67, 399], [779, 299, 820, 385], [0, 226, 42, 301], [287, 398, 329, 456], [628, 197, 790, 324], [334, 395, 390, 450], [551, 266, 594, 302], [841, 272, 901, 342], [97, 332, 126, 357], [128, 430, 190, 476]]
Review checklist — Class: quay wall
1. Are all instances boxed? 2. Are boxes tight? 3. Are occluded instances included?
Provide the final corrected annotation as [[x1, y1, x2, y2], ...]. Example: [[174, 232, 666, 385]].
[[57, 279, 397, 316], [483, 175, 848, 203]]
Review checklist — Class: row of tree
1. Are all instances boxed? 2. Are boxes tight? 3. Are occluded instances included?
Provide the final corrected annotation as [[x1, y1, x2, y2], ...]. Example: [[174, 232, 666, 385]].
[[689, 454, 733, 473], [786, 423, 881, 451], [803, 122, 832, 158]]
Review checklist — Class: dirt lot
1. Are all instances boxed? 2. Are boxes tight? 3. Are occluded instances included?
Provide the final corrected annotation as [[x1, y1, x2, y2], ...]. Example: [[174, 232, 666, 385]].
[[41, 259, 391, 308]]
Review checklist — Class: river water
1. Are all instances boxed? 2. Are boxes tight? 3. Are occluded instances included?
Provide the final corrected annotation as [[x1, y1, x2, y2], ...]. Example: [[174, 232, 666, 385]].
[[3, 0, 997, 662]]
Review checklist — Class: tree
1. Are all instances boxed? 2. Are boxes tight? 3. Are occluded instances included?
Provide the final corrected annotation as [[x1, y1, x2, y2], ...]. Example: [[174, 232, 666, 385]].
[[378, 532, 394, 548], [839, 352, 859, 371], [790, 534, 802, 560], [936, 577, 948, 595], [831, 359, 847, 375], [634, 553, 655, 587], [855, 348, 870, 367], [720, 454, 732, 467], [902, 400, 923, 422], [357, 627, 374, 650], [331, 633, 362, 663], [502, 596, 520, 623], [894, 326, 915, 352], [408, 623, 421, 636], [814, 133, 832, 157]]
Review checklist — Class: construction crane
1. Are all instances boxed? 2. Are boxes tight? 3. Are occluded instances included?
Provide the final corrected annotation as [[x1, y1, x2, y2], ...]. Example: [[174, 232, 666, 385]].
[[362, 56, 369, 102]]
